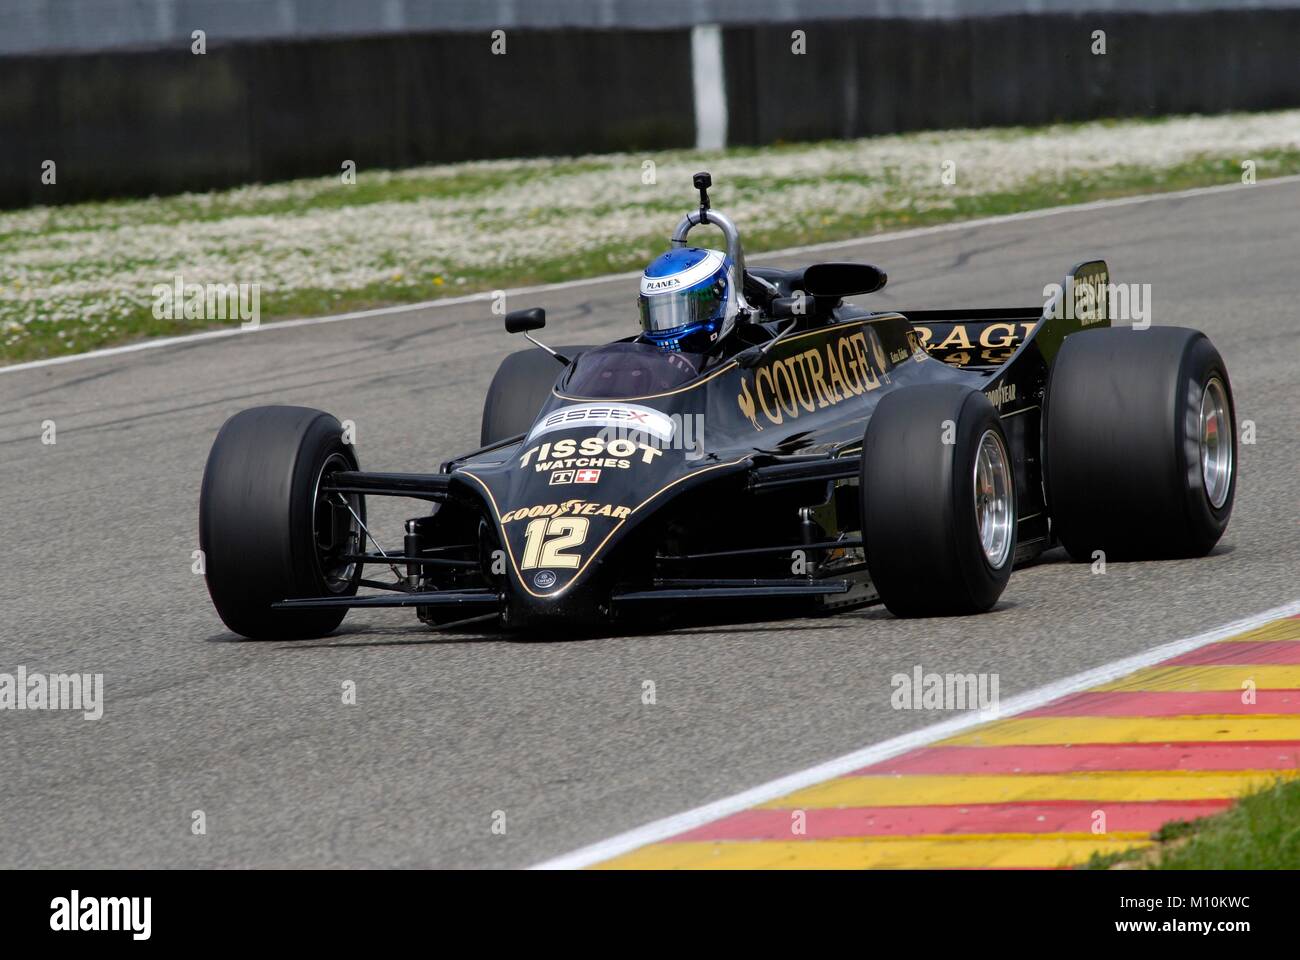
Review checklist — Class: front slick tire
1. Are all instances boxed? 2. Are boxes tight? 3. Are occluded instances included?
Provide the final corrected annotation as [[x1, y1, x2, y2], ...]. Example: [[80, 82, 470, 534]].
[[200, 405, 362, 640], [862, 384, 1016, 617]]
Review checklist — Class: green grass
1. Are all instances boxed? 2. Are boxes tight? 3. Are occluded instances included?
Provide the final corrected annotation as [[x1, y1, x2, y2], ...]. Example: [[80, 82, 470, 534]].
[[1082, 778, 1300, 869], [4, 116, 1298, 366]]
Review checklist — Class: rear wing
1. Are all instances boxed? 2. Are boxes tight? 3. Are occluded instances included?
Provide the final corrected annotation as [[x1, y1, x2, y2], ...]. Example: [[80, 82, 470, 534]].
[[904, 259, 1111, 368]]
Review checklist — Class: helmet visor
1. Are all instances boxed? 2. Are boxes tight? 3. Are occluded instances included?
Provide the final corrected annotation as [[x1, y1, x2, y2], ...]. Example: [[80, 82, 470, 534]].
[[638, 279, 725, 336]]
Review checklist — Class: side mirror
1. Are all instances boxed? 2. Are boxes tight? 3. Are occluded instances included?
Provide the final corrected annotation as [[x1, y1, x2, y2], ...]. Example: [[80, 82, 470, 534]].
[[802, 262, 887, 299], [505, 307, 546, 334], [504, 307, 570, 365]]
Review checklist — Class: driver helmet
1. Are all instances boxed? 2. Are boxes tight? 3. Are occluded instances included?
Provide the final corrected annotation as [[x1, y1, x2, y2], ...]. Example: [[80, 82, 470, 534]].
[[638, 247, 737, 353]]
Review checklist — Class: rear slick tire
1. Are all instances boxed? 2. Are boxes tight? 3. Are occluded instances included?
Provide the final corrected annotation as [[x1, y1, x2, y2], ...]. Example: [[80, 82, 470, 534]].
[[1044, 326, 1236, 561]]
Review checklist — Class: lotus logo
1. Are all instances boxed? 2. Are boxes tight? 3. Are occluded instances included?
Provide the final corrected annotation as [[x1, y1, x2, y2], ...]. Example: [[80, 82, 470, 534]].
[[533, 570, 557, 589]]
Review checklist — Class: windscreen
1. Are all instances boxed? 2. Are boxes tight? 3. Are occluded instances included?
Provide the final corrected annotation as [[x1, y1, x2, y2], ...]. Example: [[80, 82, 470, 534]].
[[561, 343, 703, 398]]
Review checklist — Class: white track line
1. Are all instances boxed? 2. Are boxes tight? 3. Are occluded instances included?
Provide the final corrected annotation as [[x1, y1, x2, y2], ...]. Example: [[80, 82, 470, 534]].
[[5, 174, 1298, 377], [530, 597, 1300, 869], [0, 274, 642, 376]]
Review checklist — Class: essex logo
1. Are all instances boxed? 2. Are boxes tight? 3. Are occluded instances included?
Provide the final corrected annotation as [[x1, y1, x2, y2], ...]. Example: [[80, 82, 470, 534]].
[[737, 328, 883, 430], [528, 403, 676, 443]]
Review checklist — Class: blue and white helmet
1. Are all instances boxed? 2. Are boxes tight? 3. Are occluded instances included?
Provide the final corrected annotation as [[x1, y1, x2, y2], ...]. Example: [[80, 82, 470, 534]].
[[638, 247, 736, 352]]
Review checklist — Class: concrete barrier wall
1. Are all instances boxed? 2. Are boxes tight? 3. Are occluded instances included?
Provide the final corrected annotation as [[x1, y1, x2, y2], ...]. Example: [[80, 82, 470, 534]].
[[1, 9, 1297, 208], [723, 11, 1300, 144], [0, 29, 694, 207]]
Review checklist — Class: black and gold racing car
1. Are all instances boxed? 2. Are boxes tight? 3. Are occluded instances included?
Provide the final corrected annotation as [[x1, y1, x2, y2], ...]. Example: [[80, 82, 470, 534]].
[[199, 174, 1237, 637]]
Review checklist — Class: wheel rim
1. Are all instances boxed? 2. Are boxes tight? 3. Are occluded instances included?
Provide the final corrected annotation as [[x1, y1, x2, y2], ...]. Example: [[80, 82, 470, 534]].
[[312, 452, 363, 594], [1199, 377, 1233, 510], [974, 429, 1014, 568]]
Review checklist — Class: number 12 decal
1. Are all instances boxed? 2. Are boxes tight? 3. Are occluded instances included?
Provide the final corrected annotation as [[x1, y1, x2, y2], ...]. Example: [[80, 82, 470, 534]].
[[520, 517, 590, 569]]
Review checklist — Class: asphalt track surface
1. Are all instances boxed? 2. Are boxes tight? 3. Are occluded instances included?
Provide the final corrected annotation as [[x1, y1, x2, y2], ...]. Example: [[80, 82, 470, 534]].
[[1, 182, 1296, 868]]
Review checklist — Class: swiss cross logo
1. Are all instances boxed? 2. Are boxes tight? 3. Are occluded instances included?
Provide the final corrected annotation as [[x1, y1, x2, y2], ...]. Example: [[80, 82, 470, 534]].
[[549, 470, 575, 485], [575, 469, 601, 483]]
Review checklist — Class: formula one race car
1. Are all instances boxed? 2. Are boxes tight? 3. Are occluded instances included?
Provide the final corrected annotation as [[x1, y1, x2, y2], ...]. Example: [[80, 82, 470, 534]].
[[200, 173, 1237, 638]]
